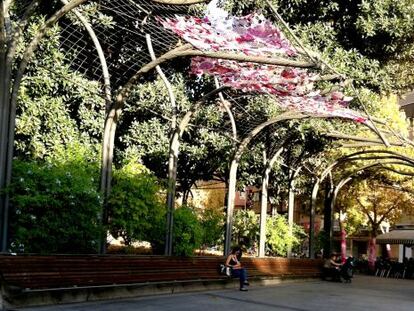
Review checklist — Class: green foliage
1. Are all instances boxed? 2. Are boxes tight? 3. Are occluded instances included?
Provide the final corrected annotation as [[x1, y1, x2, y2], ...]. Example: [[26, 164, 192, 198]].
[[8, 154, 101, 254], [7, 0, 414, 259], [313, 230, 329, 256], [266, 214, 306, 257], [69, 3, 115, 28], [232, 210, 259, 247], [119, 75, 233, 199], [199, 207, 225, 247], [108, 161, 166, 252], [172, 206, 203, 256], [15, 19, 105, 160], [356, 1, 414, 54], [337, 175, 414, 236], [2, 11, 110, 255]]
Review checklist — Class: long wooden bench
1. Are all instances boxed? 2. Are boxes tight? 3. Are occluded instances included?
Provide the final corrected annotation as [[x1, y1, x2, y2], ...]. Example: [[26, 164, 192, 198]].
[[0, 254, 322, 309]]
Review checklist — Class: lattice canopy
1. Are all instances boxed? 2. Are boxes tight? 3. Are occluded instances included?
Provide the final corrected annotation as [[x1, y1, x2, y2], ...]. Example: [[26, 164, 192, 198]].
[[3, 0, 413, 256], [28, 0, 369, 136]]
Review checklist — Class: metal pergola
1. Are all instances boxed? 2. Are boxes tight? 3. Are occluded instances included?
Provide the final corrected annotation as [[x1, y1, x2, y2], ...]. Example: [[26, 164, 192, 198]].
[[309, 150, 414, 257], [1, 0, 413, 257]]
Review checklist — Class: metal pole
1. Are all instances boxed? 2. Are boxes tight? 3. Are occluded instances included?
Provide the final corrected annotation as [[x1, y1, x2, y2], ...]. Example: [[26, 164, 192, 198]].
[[224, 112, 308, 256], [0, 1, 10, 252], [165, 134, 179, 256], [323, 180, 333, 257], [163, 87, 225, 255], [224, 159, 238, 256], [259, 167, 270, 257], [287, 177, 295, 258], [309, 179, 319, 259], [259, 148, 283, 257]]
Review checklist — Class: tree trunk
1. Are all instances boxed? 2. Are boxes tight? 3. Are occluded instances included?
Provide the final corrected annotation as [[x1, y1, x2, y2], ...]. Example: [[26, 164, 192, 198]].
[[182, 188, 190, 206], [339, 212, 346, 264], [340, 227, 346, 264], [367, 233, 377, 272]]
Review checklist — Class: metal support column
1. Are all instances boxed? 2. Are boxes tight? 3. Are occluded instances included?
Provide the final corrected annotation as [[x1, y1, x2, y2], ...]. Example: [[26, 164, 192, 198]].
[[0, 2, 10, 252], [287, 179, 295, 258], [309, 179, 319, 259], [224, 159, 238, 256], [323, 180, 333, 257]]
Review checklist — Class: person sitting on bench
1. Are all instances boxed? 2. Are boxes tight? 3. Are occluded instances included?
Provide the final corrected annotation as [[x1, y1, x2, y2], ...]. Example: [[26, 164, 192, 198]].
[[323, 253, 342, 281], [226, 246, 249, 291]]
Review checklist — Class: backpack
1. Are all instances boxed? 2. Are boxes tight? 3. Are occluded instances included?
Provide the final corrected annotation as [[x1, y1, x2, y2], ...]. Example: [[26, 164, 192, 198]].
[[218, 264, 232, 277]]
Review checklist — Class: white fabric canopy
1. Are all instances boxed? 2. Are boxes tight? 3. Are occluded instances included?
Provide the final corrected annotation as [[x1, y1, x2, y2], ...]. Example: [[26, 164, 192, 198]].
[[158, 8, 367, 123], [376, 229, 414, 245]]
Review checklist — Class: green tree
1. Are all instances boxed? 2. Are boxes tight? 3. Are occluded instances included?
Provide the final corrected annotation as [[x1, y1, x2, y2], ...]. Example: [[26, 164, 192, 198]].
[[108, 161, 166, 252], [15, 21, 105, 160], [337, 173, 414, 269], [266, 214, 307, 257], [119, 76, 233, 202]]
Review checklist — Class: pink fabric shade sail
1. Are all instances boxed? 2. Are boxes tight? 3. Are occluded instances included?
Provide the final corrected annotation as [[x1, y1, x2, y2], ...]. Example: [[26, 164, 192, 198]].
[[158, 13, 366, 123]]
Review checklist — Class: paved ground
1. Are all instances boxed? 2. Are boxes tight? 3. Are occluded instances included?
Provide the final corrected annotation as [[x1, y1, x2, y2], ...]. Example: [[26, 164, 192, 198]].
[[19, 275, 414, 311]]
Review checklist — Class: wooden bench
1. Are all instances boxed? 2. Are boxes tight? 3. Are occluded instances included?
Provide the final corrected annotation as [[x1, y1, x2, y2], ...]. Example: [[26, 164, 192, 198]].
[[0, 254, 322, 309]]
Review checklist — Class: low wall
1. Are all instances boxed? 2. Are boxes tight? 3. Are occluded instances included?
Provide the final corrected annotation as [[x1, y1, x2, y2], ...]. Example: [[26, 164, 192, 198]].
[[0, 254, 322, 309]]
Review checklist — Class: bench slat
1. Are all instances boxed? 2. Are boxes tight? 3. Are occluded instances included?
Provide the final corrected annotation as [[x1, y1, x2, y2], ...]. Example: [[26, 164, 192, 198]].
[[0, 255, 322, 290]]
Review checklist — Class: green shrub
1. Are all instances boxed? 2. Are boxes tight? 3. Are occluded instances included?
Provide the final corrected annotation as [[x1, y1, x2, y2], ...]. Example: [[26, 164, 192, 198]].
[[8, 158, 101, 254], [108, 161, 165, 253], [106, 245, 152, 255], [199, 207, 224, 248], [232, 209, 259, 248], [172, 206, 203, 256], [266, 214, 307, 257]]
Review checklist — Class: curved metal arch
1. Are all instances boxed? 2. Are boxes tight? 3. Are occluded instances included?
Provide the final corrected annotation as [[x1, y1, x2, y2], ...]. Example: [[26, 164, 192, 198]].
[[58, 0, 114, 254], [158, 68, 238, 257], [320, 150, 414, 183], [60, 0, 112, 108], [259, 131, 329, 258], [259, 147, 284, 257], [163, 86, 227, 255], [309, 153, 414, 257], [215, 77, 238, 142], [163, 87, 240, 255], [258, 131, 314, 257], [259, 129, 325, 257], [115, 49, 235, 255], [0, 0, 89, 252], [310, 150, 414, 207], [146, 33, 178, 256], [327, 161, 414, 254], [223, 111, 394, 254], [331, 160, 414, 213], [224, 111, 310, 254]]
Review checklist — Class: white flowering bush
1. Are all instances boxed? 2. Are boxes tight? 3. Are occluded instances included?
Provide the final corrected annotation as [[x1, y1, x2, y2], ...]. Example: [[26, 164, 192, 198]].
[[8, 158, 101, 254]]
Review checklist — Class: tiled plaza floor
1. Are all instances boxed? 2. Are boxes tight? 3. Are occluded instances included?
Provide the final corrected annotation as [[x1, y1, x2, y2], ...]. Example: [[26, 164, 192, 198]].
[[19, 275, 414, 311]]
